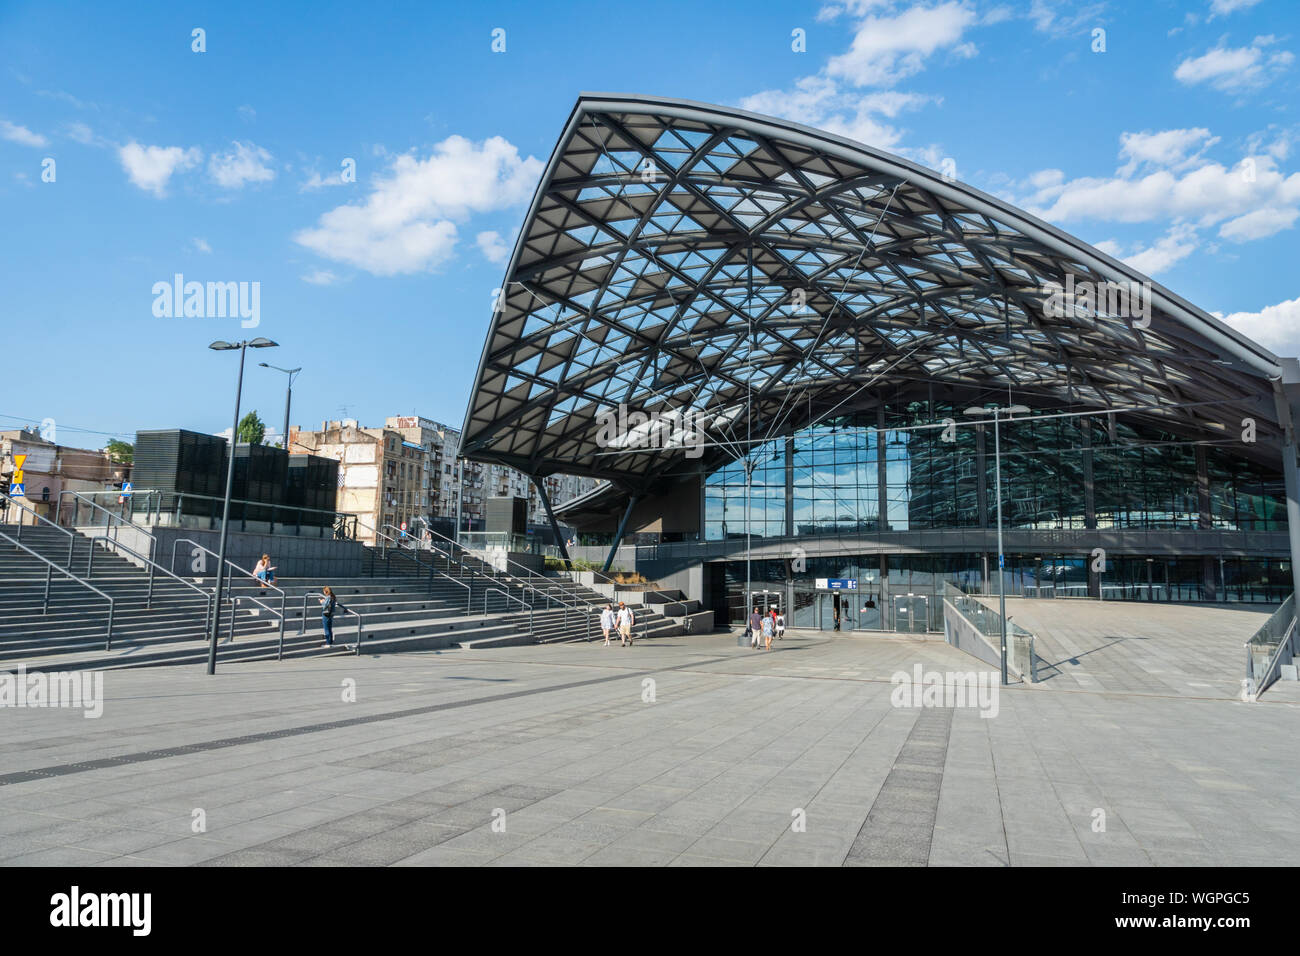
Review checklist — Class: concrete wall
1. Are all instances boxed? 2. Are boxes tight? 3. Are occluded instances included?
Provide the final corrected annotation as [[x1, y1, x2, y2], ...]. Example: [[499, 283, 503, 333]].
[[150, 527, 365, 579]]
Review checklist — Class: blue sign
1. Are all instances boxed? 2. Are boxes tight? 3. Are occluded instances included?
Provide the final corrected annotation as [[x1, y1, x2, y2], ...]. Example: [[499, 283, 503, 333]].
[[10, 482, 23, 498], [998, 554, 1005, 569], [122, 481, 133, 497], [827, 578, 857, 590]]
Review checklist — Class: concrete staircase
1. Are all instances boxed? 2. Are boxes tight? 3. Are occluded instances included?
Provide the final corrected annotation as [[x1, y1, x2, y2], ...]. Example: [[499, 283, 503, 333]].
[[0, 523, 693, 671]]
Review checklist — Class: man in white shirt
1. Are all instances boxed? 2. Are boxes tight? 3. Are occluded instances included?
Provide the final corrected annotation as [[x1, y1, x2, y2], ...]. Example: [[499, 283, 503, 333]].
[[616, 602, 636, 646], [600, 604, 616, 646]]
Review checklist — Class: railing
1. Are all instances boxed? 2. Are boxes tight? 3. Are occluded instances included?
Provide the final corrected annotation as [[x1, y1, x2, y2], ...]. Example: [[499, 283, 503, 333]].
[[0, 529, 116, 649], [55, 490, 158, 561], [53, 488, 164, 524], [485, 587, 534, 640], [458, 530, 561, 557], [298, 592, 364, 657], [1, 491, 79, 566], [168, 537, 286, 649], [1244, 595, 1297, 698], [85, 535, 218, 638], [157, 491, 358, 540], [942, 582, 1037, 681]]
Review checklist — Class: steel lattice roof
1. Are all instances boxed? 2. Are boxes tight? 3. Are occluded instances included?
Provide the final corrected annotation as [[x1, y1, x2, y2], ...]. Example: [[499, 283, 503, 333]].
[[460, 93, 1287, 494]]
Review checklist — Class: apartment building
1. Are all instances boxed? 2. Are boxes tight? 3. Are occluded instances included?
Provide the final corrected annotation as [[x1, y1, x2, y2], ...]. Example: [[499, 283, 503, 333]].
[[290, 416, 599, 546]]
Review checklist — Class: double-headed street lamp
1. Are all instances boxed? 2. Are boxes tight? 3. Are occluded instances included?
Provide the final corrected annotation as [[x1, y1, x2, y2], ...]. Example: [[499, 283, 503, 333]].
[[258, 362, 302, 450], [963, 402, 1029, 685], [207, 337, 278, 675]]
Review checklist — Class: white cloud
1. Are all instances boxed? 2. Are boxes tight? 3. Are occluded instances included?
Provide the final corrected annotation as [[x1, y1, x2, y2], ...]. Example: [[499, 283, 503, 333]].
[[1119, 128, 1218, 173], [1029, 0, 1107, 37], [237, 104, 256, 122], [64, 122, 96, 145], [1015, 146, 1300, 234], [476, 230, 511, 264], [208, 141, 275, 189], [825, 1, 980, 87], [192, 237, 212, 254], [0, 120, 47, 148], [1096, 224, 1199, 276], [294, 135, 542, 276], [1218, 205, 1299, 241], [1209, 0, 1262, 17], [1174, 38, 1294, 93], [300, 168, 349, 191], [118, 142, 201, 197], [301, 269, 340, 285], [1217, 296, 1300, 354]]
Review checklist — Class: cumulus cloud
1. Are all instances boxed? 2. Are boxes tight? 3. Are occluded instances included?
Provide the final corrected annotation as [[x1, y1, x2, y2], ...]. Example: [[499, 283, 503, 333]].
[[1174, 37, 1294, 93], [0, 120, 47, 148], [824, 1, 979, 87], [1217, 296, 1300, 354], [118, 142, 201, 197], [294, 135, 542, 276], [1119, 128, 1219, 173], [1095, 224, 1199, 276], [476, 230, 511, 264], [1209, 0, 1263, 17], [208, 141, 275, 189], [1218, 205, 1299, 241]]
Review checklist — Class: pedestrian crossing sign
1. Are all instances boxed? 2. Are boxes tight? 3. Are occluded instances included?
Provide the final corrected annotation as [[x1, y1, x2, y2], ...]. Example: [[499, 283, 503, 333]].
[[10, 483, 23, 498]]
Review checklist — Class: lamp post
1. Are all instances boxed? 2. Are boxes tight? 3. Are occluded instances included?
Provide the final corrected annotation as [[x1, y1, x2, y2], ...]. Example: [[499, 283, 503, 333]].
[[258, 362, 302, 450], [963, 403, 1029, 685], [207, 337, 279, 675]]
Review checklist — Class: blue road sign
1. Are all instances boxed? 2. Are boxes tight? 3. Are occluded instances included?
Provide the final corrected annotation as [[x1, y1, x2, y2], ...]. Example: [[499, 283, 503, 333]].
[[998, 554, 1005, 569], [10, 483, 23, 497], [122, 481, 133, 497]]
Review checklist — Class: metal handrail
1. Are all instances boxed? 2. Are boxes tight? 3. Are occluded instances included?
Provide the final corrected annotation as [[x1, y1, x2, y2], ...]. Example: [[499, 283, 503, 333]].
[[299, 591, 364, 656], [485, 587, 534, 640], [1244, 594, 1297, 698], [85, 535, 219, 639], [168, 537, 286, 647], [0, 528, 116, 649], [56, 489, 157, 560], [59, 487, 163, 523], [0, 491, 79, 566]]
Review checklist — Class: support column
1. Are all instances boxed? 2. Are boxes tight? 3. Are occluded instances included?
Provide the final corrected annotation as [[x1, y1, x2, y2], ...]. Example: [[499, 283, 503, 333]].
[[531, 475, 570, 565], [603, 495, 638, 574], [1081, 418, 1096, 530], [975, 422, 988, 529], [1273, 368, 1300, 635], [877, 404, 888, 531], [784, 435, 795, 538]]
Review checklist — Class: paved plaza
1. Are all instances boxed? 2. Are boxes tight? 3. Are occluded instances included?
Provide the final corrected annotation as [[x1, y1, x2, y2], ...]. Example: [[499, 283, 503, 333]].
[[2, 622, 1298, 867]]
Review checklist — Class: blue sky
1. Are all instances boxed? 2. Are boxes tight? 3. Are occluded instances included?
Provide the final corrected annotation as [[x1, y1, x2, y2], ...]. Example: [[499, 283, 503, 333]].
[[1, 0, 1297, 448]]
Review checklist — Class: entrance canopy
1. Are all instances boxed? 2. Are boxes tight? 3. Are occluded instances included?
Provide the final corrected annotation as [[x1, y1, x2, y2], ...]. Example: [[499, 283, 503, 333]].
[[460, 93, 1288, 495]]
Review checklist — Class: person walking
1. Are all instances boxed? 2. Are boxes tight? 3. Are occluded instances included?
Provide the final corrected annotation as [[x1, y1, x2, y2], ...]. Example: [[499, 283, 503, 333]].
[[748, 606, 763, 649], [600, 603, 616, 646], [320, 585, 342, 647], [616, 601, 635, 646], [761, 610, 774, 650], [775, 609, 786, 640]]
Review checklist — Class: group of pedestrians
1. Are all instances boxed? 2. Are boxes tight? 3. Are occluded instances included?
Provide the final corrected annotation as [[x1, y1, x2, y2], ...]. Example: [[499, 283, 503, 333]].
[[599, 601, 637, 646], [747, 604, 785, 650]]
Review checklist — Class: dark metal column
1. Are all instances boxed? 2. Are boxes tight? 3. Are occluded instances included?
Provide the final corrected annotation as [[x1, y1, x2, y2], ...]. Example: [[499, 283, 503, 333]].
[[532, 475, 570, 565], [603, 495, 638, 573], [784, 435, 794, 538], [1271, 366, 1300, 635], [1081, 417, 1096, 530], [975, 422, 987, 529], [877, 404, 888, 531]]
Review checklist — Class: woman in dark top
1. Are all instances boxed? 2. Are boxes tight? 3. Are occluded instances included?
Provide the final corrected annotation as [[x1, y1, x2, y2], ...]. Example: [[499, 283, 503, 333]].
[[321, 586, 338, 646]]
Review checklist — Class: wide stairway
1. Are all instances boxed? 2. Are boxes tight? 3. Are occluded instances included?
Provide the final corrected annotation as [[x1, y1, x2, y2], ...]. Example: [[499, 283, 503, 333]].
[[0, 521, 696, 671]]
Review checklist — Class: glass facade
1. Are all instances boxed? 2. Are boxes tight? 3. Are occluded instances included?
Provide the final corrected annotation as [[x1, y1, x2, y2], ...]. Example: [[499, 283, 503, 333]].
[[704, 405, 1284, 538]]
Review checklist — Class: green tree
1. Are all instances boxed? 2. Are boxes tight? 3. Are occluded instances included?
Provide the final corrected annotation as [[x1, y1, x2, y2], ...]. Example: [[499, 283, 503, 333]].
[[104, 439, 134, 464], [237, 411, 266, 445]]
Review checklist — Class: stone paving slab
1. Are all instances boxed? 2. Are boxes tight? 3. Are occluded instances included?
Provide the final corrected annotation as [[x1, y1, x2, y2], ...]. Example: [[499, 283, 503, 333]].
[[0, 627, 1297, 866]]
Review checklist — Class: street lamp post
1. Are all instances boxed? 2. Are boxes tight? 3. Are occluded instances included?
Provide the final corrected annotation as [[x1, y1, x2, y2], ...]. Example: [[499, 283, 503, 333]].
[[963, 403, 1029, 685], [258, 362, 302, 450], [207, 338, 279, 675]]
